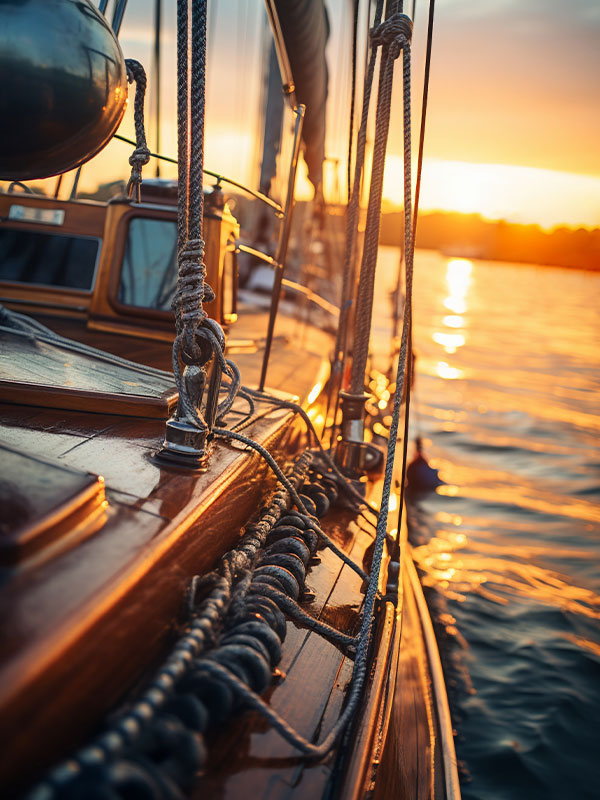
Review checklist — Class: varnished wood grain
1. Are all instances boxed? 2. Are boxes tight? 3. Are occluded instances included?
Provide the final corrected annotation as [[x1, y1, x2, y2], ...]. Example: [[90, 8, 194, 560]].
[[0, 189, 453, 799], [194, 511, 370, 800], [0, 407, 303, 793], [0, 443, 105, 564]]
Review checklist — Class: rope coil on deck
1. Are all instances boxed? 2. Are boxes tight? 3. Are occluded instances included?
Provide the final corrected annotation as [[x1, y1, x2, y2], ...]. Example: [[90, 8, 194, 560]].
[[27, 450, 360, 798]]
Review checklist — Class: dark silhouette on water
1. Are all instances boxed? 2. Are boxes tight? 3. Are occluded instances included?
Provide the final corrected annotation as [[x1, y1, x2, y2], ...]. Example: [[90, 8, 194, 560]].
[[406, 437, 443, 493]]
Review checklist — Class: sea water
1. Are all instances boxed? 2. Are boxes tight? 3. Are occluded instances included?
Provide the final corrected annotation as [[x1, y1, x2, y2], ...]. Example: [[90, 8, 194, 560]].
[[375, 248, 600, 800]]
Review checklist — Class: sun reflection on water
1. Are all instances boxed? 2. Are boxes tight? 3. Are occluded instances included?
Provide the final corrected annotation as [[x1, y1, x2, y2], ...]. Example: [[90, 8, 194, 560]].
[[433, 332, 466, 353], [435, 361, 463, 380], [432, 258, 472, 362], [412, 524, 600, 620]]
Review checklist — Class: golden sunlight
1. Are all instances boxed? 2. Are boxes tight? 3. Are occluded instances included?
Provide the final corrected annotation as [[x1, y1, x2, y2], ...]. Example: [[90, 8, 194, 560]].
[[382, 157, 600, 229]]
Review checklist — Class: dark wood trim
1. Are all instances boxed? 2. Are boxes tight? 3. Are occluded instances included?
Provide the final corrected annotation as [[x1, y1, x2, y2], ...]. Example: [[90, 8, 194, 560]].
[[341, 601, 397, 800], [0, 381, 178, 419], [0, 411, 302, 794], [0, 192, 106, 238], [1, 472, 106, 566]]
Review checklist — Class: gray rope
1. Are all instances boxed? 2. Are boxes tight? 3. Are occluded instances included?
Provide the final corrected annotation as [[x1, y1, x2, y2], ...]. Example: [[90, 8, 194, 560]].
[[30, 454, 314, 798], [0, 305, 171, 381], [240, 385, 379, 521], [255, 584, 356, 650], [171, 0, 221, 429], [201, 7, 416, 762], [213, 426, 368, 581], [350, 12, 413, 394], [124, 59, 151, 203], [331, 0, 385, 397]]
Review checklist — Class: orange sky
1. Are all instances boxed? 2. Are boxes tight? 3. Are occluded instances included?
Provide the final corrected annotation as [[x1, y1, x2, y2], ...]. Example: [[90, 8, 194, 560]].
[[18, 0, 600, 230]]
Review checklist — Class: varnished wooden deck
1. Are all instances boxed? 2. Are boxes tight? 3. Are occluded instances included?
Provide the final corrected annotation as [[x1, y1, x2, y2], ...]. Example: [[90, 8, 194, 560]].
[[0, 305, 334, 792], [0, 305, 456, 799]]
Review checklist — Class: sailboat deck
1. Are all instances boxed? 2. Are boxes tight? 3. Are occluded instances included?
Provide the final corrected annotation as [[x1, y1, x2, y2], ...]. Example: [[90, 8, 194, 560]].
[[0, 305, 336, 791], [0, 306, 448, 799]]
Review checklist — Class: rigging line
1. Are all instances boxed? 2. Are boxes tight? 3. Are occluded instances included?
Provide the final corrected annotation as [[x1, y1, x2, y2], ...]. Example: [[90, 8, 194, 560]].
[[393, 0, 435, 562], [212, 426, 368, 580], [0, 308, 172, 381], [412, 0, 434, 240], [70, 0, 127, 201], [326, 0, 385, 445], [153, 0, 162, 178], [347, 0, 360, 204], [257, 103, 305, 392], [111, 0, 129, 36], [238, 385, 379, 520], [349, 15, 413, 395]]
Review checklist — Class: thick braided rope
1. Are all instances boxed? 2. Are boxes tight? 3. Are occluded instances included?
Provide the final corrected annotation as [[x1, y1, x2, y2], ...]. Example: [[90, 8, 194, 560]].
[[213, 427, 368, 581], [171, 0, 221, 426], [350, 12, 413, 394], [175, 0, 188, 260], [257, 585, 356, 649], [239, 385, 379, 521], [124, 59, 151, 202]]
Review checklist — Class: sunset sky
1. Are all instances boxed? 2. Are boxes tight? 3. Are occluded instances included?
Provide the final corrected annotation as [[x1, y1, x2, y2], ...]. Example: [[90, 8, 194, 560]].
[[24, 0, 600, 231], [398, 0, 600, 228]]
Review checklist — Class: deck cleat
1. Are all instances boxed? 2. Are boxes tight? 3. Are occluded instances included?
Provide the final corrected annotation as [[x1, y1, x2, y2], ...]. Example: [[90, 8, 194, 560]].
[[155, 416, 210, 469]]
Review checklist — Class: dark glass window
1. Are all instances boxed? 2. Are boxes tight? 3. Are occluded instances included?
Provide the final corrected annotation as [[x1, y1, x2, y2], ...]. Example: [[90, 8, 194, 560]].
[[119, 218, 178, 311], [0, 228, 99, 290]]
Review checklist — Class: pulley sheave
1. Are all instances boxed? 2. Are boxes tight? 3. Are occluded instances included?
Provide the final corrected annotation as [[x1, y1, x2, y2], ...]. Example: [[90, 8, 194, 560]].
[[0, 0, 128, 181]]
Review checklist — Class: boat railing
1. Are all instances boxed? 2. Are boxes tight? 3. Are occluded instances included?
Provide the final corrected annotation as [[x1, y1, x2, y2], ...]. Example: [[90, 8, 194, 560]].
[[113, 134, 284, 217]]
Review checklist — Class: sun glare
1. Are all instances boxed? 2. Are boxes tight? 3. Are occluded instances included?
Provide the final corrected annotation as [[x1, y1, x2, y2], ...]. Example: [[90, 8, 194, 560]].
[[382, 157, 600, 229]]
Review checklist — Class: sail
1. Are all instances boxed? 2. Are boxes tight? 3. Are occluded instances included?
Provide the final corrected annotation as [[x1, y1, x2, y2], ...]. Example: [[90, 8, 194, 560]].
[[273, 0, 329, 191]]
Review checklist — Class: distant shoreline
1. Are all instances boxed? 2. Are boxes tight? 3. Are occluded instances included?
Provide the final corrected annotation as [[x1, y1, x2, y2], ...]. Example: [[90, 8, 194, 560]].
[[379, 210, 600, 272]]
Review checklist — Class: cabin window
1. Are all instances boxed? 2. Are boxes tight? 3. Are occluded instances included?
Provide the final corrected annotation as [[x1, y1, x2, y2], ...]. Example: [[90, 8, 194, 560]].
[[0, 228, 99, 290], [119, 218, 178, 311]]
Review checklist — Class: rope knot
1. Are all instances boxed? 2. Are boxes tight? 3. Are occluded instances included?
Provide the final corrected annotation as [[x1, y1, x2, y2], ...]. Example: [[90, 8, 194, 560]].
[[124, 58, 150, 202], [128, 146, 151, 170], [180, 237, 204, 264], [370, 13, 412, 58]]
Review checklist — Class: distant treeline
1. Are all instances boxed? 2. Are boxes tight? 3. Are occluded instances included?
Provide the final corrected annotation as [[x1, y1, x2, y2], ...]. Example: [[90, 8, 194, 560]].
[[379, 211, 600, 270]]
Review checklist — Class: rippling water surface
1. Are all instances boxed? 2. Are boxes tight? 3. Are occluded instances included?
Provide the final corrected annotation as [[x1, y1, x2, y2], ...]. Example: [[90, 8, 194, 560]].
[[377, 248, 600, 800]]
